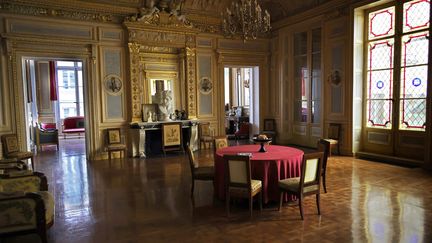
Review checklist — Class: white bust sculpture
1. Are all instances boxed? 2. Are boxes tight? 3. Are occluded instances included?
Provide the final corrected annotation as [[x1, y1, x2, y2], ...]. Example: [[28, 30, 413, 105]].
[[158, 90, 173, 121]]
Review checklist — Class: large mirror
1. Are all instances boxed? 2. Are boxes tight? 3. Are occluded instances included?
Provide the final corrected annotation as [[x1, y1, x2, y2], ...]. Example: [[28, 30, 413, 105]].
[[139, 46, 185, 122], [143, 70, 181, 121]]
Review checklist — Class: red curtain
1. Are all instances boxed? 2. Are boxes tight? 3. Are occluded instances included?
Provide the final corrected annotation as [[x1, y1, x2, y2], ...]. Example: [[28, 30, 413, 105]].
[[49, 61, 58, 101]]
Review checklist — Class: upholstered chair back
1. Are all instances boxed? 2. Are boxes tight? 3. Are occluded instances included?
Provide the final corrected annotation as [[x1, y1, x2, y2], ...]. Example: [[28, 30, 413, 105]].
[[199, 122, 211, 137], [300, 152, 324, 190], [0, 171, 46, 193], [328, 123, 341, 140], [1, 134, 19, 155], [213, 136, 228, 154], [224, 155, 251, 187]]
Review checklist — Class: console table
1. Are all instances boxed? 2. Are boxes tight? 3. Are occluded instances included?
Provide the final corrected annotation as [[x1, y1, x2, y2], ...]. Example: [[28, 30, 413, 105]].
[[129, 120, 199, 157]]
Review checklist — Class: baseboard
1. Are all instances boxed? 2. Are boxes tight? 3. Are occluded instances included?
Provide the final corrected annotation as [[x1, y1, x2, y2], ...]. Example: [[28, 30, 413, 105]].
[[355, 151, 423, 167]]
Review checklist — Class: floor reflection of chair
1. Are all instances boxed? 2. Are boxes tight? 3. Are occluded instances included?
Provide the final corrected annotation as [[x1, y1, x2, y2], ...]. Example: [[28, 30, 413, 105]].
[[186, 145, 214, 197], [224, 154, 262, 218], [1, 134, 35, 170], [278, 152, 324, 220]]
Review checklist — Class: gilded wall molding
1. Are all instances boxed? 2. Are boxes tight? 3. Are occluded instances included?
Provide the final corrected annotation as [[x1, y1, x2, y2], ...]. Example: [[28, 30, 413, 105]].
[[128, 42, 142, 121], [185, 47, 197, 118], [129, 30, 187, 46], [0, 2, 117, 23]]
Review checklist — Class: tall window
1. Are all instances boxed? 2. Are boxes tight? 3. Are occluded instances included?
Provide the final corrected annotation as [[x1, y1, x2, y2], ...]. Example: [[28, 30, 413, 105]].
[[56, 61, 83, 119], [293, 28, 322, 123], [366, 0, 429, 131], [235, 68, 252, 107]]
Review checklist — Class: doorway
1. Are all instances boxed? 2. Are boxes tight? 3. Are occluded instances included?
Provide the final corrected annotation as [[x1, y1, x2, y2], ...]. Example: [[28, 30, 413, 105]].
[[223, 66, 260, 139], [22, 58, 86, 155]]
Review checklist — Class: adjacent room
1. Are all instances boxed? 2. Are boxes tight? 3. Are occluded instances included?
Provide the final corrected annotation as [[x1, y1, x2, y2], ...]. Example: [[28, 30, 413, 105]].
[[0, 0, 431, 242]]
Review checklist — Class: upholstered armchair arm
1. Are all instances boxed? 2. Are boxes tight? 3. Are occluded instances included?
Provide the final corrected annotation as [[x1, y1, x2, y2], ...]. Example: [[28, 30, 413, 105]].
[[0, 171, 48, 193], [35, 123, 58, 149], [0, 192, 47, 242]]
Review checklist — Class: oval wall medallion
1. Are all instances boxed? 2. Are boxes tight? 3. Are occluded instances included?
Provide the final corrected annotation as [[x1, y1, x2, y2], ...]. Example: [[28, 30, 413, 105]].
[[199, 77, 212, 94], [104, 74, 123, 95]]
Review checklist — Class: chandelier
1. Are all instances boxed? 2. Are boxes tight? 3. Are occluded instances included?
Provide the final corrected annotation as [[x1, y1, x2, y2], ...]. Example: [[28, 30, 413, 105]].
[[222, 0, 271, 41]]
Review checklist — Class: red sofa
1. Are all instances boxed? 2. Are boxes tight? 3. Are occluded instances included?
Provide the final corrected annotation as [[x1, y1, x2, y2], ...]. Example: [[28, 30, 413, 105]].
[[62, 116, 85, 138]]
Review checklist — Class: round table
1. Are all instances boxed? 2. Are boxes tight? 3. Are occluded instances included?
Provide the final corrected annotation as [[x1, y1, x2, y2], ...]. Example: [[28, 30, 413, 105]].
[[214, 144, 304, 203]]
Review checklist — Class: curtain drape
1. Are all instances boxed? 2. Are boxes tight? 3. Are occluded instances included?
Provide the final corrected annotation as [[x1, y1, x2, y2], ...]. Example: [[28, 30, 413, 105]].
[[49, 61, 58, 101]]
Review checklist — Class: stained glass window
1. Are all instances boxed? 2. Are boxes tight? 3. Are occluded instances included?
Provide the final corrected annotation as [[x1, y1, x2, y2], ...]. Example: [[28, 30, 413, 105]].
[[366, 0, 429, 131], [403, 0, 430, 33], [368, 7, 395, 40], [400, 32, 429, 130], [367, 40, 394, 128]]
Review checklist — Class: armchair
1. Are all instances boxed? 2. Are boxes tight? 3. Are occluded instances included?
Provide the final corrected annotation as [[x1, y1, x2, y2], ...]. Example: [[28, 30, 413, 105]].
[[35, 122, 59, 151], [1, 134, 35, 171], [0, 171, 54, 243]]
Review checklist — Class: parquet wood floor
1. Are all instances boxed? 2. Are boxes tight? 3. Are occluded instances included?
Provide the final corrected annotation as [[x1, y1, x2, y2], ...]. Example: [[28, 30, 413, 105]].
[[2, 139, 432, 242]]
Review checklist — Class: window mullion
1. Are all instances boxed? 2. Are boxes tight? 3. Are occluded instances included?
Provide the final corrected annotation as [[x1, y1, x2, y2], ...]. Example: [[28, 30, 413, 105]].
[[392, 1, 403, 133]]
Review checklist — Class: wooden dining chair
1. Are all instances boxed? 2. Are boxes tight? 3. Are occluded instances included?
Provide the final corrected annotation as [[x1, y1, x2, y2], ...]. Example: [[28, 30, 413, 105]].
[[105, 128, 127, 161], [199, 122, 214, 149], [278, 152, 324, 220], [213, 135, 228, 155], [323, 123, 341, 155], [224, 154, 262, 218], [186, 145, 214, 197], [317, 139, 331, 193]]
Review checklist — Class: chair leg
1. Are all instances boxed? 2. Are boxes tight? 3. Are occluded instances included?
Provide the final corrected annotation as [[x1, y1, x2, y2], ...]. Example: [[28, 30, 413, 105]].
[[322, 173, 327, 193], [249, 196, 253, 218], [108, 151, 112, 161], [278, 191, 284, 212], [30, 157, 35, 171], [226, 192, 230, 218], [337, 143, 341, 155], [191, 179, 195, 197], [259, 191, 263, 212], [316, 194, 321, 215], [299, 196, 304, 220]]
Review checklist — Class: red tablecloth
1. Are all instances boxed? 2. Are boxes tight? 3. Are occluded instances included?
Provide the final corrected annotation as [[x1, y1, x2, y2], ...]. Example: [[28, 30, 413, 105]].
[[215, 145, 304, 203]]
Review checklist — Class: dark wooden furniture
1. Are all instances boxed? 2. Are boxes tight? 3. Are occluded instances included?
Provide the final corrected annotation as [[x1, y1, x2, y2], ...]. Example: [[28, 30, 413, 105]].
[[317, 139, 331, 193], [106, 128, 127, 161], [261, 118, 276, 144], [186, 145, 214, 197], [1, 134, 35, 171], [224, 154, 262, 218], [278, 152, 324, 220]]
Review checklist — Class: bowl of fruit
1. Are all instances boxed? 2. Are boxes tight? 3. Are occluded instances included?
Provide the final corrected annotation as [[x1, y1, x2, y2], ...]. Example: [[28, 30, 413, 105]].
[[252, 134, 272, 152]]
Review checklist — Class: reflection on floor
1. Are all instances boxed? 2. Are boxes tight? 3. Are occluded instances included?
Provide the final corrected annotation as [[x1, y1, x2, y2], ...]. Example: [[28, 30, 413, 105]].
[[4, 138, 432, 242]]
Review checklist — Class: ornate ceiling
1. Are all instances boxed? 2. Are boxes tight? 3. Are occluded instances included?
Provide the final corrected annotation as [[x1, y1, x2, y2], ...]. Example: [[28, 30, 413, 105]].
[[2, 0, 331, 23]]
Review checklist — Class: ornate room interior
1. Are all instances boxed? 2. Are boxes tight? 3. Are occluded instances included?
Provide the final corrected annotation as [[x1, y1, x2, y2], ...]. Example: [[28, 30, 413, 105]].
[[0, 0, 431, 242]]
